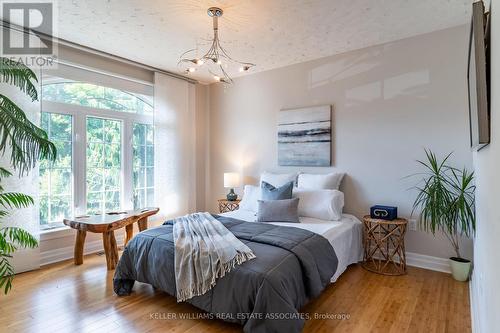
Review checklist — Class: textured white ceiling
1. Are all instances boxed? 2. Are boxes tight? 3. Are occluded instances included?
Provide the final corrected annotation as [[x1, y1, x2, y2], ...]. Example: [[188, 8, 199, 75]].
[[47, 0, 471, 82]]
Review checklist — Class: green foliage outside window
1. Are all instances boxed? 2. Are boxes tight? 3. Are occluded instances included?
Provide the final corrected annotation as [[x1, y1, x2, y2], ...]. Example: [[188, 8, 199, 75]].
[[86, 117, 122, 214], [39, 112, 72, 225], [133, 123, 154, 209], [42, 82, 153, 114]]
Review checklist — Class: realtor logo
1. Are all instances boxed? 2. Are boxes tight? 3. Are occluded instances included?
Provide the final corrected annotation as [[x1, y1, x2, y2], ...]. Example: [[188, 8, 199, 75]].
[[2, 2, 53, 54], [0, 1, 57, 68]]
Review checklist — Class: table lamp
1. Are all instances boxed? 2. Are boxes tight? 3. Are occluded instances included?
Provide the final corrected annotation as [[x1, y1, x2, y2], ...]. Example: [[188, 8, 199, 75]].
[[224, 172, 240, 201]]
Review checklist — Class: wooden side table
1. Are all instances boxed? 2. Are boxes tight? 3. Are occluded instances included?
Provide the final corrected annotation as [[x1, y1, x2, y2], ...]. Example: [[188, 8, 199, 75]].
[[362, 215, 407, 275], [63, 208, 159, 270], [218, 199, 241, 213]]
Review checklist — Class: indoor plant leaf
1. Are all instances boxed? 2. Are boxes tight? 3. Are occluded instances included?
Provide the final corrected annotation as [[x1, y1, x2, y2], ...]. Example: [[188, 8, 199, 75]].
[[0, 57, 55, 294], [0, 192, 34, 209], [0, 94, 56, 175], [0, 57, 38, 101], [410, 149, 476, 281]]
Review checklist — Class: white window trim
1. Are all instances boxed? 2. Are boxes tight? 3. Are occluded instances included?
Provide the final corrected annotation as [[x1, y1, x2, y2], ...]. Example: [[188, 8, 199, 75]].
[[41, 100, 153, 229]]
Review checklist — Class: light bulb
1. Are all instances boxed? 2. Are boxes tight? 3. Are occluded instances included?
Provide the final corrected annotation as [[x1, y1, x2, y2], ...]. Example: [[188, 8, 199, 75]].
[[213, 75, 221, 82], [188, 67, 196, 73], [239, 65, 250, 72]]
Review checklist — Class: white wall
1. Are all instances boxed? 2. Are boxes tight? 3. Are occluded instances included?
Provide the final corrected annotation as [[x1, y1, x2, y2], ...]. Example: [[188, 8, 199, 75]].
[[1, 77, 41, 273], [470, 0, 500, 331], [0, 29, 42, 273], [208, 25, 473, 260]]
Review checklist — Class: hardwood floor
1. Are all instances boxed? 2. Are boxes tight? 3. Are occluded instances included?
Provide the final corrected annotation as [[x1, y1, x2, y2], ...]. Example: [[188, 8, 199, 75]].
[[0, 252, 471, 333]]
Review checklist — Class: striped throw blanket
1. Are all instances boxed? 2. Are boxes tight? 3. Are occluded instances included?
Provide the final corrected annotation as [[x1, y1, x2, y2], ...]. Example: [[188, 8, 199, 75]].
[[172, 212, 256, 302]]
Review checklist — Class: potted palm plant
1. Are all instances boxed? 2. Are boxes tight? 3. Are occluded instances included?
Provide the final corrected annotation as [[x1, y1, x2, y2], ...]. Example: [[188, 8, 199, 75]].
[[0, 58, 56, 294], [411, 150, 475, 281]]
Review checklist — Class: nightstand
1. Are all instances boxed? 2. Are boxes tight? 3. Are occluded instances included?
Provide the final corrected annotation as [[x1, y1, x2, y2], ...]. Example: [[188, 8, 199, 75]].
[[218, 199, 241, 213], [362, 215, 407, 275]]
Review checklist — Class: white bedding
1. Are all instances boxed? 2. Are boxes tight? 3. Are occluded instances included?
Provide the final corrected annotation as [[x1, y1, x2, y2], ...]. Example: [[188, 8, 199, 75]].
[[220, 209, 363, 282]]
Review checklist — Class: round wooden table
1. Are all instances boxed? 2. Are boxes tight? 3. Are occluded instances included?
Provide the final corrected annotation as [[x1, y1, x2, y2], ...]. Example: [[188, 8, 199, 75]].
[[362, 215, 408, 275]]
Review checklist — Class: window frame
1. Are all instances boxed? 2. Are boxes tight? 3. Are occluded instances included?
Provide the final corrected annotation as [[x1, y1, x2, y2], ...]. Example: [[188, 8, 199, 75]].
[[85, 116, 123, 215], [42, 81, 153, 115], [39, 112, 75, 226], [132, 123, 155, 210], [41, 100, 154, 224]]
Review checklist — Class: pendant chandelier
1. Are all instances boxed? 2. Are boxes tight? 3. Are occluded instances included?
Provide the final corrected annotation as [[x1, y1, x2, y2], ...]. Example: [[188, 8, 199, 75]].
[[178, 7, 255, 84]]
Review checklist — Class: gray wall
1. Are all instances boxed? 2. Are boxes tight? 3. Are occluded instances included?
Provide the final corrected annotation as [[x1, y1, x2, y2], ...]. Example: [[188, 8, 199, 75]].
[[471, 0, 500, 331], [208, 25, 473, 259]]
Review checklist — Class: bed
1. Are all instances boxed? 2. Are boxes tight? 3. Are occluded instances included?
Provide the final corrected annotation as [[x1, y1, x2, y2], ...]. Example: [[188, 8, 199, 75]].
[[114, 214, 340, 332], [114, 168, 363, 332], [221, 209, 363, 282], [113, 211, 363, 333]]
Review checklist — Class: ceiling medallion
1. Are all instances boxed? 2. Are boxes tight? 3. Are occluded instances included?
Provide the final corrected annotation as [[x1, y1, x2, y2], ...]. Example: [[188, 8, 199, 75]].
[[178, 7, 255, 84]]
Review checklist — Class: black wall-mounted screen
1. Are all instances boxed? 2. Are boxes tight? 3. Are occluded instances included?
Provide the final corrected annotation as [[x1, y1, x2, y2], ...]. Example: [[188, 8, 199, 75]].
[[468, 1, 490, 150]]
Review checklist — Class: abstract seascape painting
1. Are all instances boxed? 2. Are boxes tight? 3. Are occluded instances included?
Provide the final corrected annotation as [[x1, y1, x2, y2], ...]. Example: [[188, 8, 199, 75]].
[[278, 105, 332, 166]]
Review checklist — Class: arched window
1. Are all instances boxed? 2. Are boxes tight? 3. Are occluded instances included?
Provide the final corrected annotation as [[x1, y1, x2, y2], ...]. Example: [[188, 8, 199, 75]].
[[39, 77, 155, 228], [42, 81, 153, 114]]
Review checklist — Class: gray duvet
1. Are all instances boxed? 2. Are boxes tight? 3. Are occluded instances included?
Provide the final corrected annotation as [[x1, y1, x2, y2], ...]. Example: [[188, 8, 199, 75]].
[[113, 215, 338, 333]]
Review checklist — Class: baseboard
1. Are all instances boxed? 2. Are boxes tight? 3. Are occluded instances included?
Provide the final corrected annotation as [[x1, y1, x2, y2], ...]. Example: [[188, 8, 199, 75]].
[[40, 234, 125, 266], [469, 277, 477, 333], [41, 238, 450, 274], [406, 252, 451, 273]]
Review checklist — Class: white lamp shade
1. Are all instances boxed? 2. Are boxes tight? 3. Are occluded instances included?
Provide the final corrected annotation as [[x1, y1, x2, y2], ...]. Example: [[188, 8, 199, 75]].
[[224, 172, 240, 188]]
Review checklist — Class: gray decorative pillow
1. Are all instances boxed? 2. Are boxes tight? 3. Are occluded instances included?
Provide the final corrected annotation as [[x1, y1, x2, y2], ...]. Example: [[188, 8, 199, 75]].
[[261, 181, 293, 200], [257, 198, 300, 223]]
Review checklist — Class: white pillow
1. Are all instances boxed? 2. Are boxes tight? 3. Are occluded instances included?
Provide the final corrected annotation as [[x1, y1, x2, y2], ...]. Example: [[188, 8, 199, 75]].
[[292, 188, 344, 221], [297, 172, 345, 190], [260, 171, 297, 187], [239, 185, 260, 213]]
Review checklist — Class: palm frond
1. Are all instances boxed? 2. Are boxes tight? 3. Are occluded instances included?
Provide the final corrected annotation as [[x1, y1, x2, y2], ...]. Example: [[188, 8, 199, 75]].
[[0, 256, 14, 294], [0, 94, 57, 174], [0, 192, 34, 209], [0, 57, 47, 294], [0, 168, 11, 192], [1, 227, 38, 249], [0, 167, 11, 179], [0, 58, 38, 101], [0, 235, 17, 255]]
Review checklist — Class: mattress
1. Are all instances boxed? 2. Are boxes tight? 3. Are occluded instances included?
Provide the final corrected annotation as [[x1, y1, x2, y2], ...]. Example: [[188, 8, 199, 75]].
[[221, 209, 363, 282]]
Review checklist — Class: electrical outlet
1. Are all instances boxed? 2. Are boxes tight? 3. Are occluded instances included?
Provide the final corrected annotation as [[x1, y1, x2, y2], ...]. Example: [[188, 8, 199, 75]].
[[408, 219, 417, 231]]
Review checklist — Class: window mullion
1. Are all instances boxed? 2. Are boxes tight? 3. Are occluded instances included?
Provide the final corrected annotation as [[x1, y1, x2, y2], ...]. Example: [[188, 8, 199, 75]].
[[47, 117, 52, 223], [74, 113, 86, 216], [123, 119, 133, 210], [101, 120, 106, 215]]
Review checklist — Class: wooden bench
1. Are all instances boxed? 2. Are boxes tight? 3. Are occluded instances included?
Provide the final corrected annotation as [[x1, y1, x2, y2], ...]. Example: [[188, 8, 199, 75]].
[[63, 208, 159, 270]]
